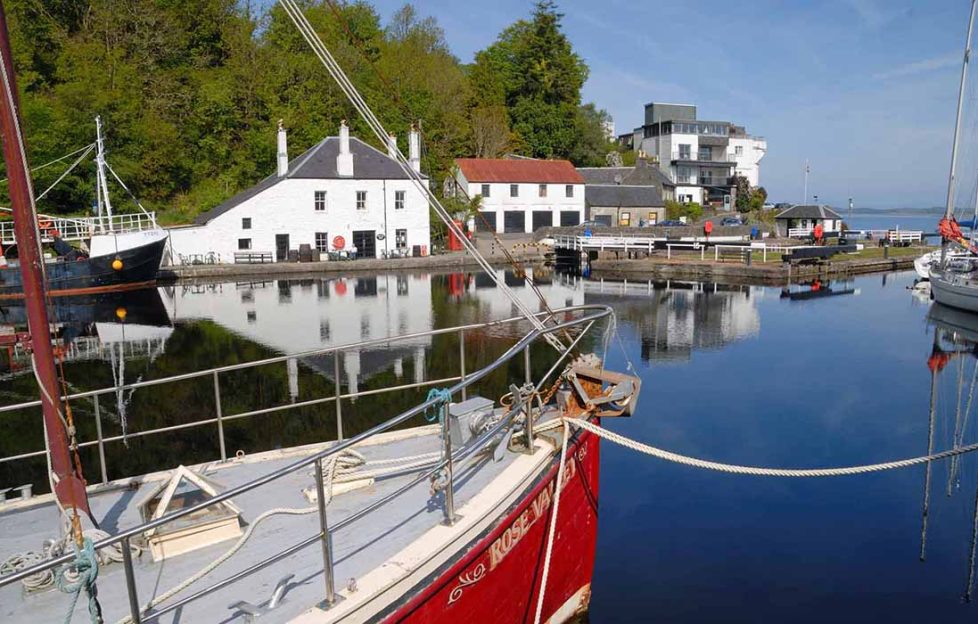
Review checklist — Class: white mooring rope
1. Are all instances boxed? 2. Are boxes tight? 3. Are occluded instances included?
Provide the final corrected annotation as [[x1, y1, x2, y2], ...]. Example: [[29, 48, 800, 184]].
[[565, 417, 978, 477]]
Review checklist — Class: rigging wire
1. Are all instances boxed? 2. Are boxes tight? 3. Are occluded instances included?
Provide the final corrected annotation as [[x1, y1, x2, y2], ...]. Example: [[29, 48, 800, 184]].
[[318, 0, 567, 333], [276, 0, 565, 352]]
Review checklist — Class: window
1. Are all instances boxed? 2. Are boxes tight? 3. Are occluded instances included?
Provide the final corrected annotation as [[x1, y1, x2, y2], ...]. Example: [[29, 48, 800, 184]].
[[678, 144, 691, 159], [319, 320, 331, 341], [647, 211, 658, 224], [360, 316, 370, 339], [395, 228, 408, 250], [240, 290, 254, 303], [698, 146, 711, 161], [315, 232, 329, 253], [510, 184, 519, 197], [238, 238, 252, 250], [314, 190, 327, 211], [565, 185, 574, 198], [538, 184, 547, 198], [242, 217, 252, 229], [356, 190, 367, 210], [734, 145, 743, 156], [395, 190, 405, 210], [246, 311, 257, 323], [619, 212, 631, 227], [481, 184, 490, 197]]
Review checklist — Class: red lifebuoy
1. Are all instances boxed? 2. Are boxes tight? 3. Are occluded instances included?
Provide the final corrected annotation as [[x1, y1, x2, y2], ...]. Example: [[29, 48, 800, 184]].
[[332, 235, 346, 250], [38, 219, 52, 230], [334, 280, 347, 295]]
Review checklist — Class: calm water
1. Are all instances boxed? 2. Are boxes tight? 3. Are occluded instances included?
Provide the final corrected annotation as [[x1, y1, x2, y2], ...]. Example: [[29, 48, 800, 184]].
[[4, 267, 978, 621]]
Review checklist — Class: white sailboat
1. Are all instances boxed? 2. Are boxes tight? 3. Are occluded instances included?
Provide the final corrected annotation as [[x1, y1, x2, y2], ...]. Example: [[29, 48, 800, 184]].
[[929, 0, 978, 311]]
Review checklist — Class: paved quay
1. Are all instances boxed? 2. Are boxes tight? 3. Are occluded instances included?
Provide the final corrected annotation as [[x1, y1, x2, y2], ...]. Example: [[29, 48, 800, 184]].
[[589, 254, 917, 285]]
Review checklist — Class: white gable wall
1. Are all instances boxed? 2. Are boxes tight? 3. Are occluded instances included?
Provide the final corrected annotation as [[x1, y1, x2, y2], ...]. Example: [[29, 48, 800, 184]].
[[168, 177, 430, 264]]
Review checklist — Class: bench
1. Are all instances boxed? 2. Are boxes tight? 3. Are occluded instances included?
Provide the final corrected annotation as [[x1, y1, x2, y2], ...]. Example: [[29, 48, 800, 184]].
[[717, 246, 748, 262], [234, 251, 273, 264]]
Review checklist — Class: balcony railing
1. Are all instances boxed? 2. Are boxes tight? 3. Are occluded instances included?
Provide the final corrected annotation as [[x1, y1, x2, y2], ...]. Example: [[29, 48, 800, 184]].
[[671, 151, 735, 164]]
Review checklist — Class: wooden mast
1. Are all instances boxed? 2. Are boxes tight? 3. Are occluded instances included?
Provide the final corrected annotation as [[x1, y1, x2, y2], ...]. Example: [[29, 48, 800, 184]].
[[0, 2, 92, 519]]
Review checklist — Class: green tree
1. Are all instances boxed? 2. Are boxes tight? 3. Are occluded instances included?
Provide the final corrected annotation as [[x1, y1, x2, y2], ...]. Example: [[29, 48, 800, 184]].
[[469, 1, 591, 160]]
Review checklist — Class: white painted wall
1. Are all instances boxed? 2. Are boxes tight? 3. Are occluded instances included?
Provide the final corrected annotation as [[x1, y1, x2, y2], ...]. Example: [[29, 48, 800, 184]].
[[453, 170, 584, 233], [168, 177, 430, 264], [728, 136, 767, 187]]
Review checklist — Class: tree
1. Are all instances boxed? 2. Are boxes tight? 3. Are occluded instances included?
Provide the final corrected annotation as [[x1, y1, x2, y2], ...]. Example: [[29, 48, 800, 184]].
[[469, 1, 591, 160], [470, 105, 514, 157], [733, 175, 751, 212], [569, 103, 615, 166]]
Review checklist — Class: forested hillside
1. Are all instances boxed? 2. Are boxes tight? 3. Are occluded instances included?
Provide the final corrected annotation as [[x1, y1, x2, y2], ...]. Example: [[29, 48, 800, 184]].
[[3, 0, 613, 224]]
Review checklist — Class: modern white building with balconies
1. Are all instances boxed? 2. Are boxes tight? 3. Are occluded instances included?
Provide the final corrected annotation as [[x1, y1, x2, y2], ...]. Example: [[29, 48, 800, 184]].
[[630, 102, 766, 207]]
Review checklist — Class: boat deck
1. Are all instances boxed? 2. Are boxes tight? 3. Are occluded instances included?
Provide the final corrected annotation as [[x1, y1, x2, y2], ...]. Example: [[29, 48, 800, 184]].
[[0, 415, 550, 623]]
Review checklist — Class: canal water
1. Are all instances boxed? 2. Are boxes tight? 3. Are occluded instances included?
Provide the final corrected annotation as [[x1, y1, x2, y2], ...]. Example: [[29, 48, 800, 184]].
[[2, 266, 977, 621]]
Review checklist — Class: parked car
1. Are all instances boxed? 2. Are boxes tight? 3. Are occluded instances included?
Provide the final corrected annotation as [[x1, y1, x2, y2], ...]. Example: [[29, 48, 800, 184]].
[[577, 220, 603, 228], [721, 216, 744, 226], [657, 220, 685, 227]]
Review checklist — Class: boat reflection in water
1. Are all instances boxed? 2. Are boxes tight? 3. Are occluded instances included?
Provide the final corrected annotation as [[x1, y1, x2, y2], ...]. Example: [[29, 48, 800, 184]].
[[926, 303, 978, 602], [779, 278, 859, 301]]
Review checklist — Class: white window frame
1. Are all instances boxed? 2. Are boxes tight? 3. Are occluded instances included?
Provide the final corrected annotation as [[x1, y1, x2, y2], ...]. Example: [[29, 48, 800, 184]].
[[395, 190, 405, 210], [315, 232, 329, 253], [565, 185, 573, 198], [481, 184, 490, 197], [510, 184, 519, 198], [314, 190, 327, 211], [356, 190, 367, 210]]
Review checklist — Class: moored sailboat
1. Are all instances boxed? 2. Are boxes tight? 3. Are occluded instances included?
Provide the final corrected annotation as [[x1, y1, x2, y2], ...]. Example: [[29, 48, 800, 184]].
[[0, 2, 641, 623]]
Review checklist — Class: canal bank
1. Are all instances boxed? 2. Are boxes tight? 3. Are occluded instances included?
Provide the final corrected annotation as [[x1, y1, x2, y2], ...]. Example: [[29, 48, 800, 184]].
[[589, 253, 918, 285], [158, 249, 545, 280]]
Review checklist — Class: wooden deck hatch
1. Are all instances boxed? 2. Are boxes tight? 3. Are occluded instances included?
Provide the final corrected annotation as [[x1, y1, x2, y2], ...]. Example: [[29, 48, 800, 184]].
[[137, 465, 243, 562]]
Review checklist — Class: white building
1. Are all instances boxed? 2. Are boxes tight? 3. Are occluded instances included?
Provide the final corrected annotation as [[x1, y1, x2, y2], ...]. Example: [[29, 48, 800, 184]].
[[774, 204, 843, 237], [631, 102, 766, 207], [447, 158, 585, 233], [168, 121, 430, 264]]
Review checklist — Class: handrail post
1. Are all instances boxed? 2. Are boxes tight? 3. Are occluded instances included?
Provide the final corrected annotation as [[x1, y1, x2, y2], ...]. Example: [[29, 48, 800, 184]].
[[334, 351, 343, 440], [458, 329, 467, 402], [314, 458, 337, 606], [442, 400, 458, 525], [93, 394, 108, 484], [121, 537, 142, 623], [524, 345, 532, 385], [213, 371, 226, 461]]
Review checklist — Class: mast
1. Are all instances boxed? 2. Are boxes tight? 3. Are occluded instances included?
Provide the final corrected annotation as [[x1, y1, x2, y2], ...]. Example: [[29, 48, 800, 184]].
[[95, 114, 114, 230], [0, 3, 92, 520], [942, 0, 978, 262]]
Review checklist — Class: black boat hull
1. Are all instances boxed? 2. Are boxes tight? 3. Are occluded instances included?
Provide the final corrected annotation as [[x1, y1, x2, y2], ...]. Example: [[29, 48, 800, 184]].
[[0, 237, 166, 299]]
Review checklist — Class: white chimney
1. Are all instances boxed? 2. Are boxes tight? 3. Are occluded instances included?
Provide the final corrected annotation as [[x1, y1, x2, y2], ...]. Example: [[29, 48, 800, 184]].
[[276, 119, 288, 177], [337, 120, 354, 177], [408, 124, 420, 173], [387, 133, 398, 159]]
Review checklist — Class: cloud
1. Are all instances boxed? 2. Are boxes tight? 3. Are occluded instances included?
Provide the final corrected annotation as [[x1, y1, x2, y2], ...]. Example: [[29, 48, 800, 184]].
[[845, 0, 909, 30], [872, 52, 960, 80]]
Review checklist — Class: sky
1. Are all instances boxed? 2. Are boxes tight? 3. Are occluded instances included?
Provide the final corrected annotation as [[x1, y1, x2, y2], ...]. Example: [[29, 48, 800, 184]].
[[352, 0, 978, 210]]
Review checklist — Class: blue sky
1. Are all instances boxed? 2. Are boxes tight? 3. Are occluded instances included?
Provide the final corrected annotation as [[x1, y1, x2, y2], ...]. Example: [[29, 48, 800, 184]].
[[346, 0, 975, 209]]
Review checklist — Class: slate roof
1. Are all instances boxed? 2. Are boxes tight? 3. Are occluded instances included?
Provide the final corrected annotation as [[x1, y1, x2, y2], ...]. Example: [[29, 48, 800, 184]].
[[774, 204, 843, 220], [194, 136, 425, 225], [576, 163, 675, 188], [585, 184, 663, 207], [454, 158, 584, 184]]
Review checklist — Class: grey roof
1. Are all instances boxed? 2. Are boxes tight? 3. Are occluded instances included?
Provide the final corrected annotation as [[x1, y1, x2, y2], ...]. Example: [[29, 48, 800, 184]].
[[195, 137, 425, 225], [774, 204, 843, 220], [585, 184, 664, 208], [576, 163, 675, 188]]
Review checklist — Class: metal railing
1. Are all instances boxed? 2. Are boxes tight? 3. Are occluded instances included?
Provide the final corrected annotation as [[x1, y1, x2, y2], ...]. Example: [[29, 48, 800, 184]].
[[670, 151, 734, 163], [0, 212, 158, 245], [0, 304, 612, 622]]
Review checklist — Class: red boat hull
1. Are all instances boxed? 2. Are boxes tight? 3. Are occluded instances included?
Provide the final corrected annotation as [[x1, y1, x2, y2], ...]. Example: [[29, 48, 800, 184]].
[[386, 421, 601, 623]]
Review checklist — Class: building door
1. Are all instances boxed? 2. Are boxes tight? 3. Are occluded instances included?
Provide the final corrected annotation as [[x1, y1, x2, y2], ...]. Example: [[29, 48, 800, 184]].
[[352, 230, 376, 258], [531, 211, 553, 231], [477, 211, 497, 232], [503, 211, 525, 233], [559, 211, 580, 227], [275, 234, 289, 261]]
